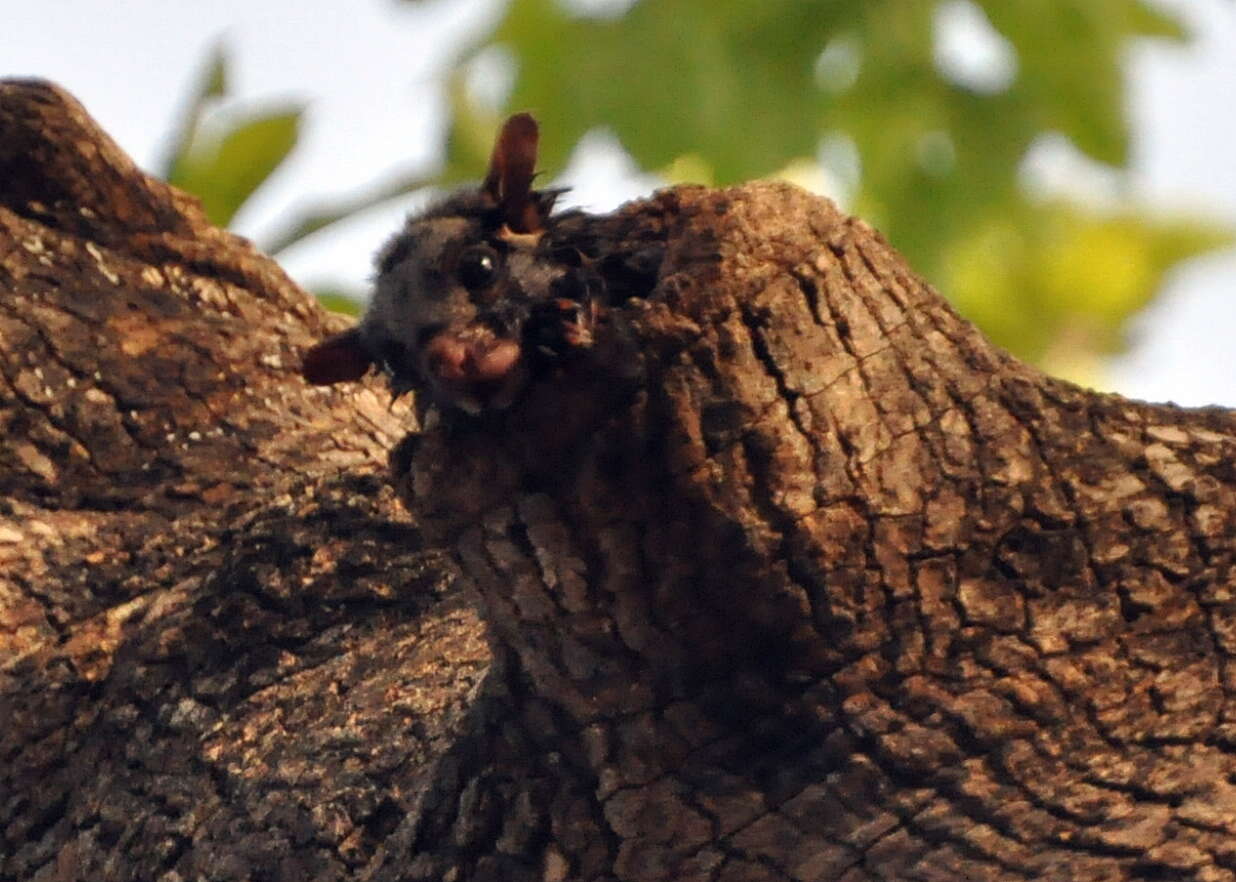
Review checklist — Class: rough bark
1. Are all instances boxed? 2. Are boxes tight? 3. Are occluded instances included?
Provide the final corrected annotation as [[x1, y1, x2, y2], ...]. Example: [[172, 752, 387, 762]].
[[4, 80, 1236, 882]]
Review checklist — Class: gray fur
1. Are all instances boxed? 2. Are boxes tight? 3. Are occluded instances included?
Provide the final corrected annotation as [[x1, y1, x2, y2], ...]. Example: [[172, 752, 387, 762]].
[[301, 114, 625, 413], [356, 203, 570, 408]]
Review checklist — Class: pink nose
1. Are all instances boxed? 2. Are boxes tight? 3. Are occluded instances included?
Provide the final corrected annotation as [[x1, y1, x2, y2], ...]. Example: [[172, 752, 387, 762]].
[[424, 330, 522, 383]]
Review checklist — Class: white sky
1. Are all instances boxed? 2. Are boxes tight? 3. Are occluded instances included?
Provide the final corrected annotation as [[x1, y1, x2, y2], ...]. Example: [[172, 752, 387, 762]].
[[5, 0, 1235, 406]]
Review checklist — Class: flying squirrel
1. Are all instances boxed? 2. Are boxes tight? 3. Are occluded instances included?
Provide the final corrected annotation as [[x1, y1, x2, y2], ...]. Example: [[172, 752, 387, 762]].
[[301, 113, 662, 416]]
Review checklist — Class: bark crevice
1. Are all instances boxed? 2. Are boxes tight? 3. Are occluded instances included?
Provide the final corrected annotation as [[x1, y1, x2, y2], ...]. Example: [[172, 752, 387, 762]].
[[5, 79, 1236, 881]]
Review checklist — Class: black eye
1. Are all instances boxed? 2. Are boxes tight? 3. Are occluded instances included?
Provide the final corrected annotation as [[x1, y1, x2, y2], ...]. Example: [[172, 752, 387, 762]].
[[457, 245, 499, 291]]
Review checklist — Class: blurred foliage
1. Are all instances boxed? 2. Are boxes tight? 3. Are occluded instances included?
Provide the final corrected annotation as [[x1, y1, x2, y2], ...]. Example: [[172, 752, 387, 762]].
[[944, 201, 1230, 369], [161, 45, 434, 269], [311, 290, 364, 317], [164, 1, 1232, 381], [162, 45, 302, 228]]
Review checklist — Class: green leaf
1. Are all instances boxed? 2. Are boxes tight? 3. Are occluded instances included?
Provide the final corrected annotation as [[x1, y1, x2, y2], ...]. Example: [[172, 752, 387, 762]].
[[311, 290, 364, 316], [979, 0, 1188, 166], [200, 47, 228, 97], [160, 41, 229, 181], [1127, 0, 1189, 41], [941, 199, 1232, 373], [170, 107, 303, 228]]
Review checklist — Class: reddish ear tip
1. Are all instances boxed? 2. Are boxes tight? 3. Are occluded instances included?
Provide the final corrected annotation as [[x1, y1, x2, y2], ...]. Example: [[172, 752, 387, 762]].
[[502, 112, 538, 138], [484, 112, 543, 234], [301, 329, 374, 385]]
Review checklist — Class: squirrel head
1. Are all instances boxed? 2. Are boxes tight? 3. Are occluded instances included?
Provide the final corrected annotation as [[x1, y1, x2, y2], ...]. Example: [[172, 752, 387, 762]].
[[302, 113, 583, 415]]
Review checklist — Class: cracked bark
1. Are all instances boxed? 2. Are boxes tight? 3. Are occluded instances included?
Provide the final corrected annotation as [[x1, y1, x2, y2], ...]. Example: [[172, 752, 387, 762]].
[[4, 81, 1236, 882]]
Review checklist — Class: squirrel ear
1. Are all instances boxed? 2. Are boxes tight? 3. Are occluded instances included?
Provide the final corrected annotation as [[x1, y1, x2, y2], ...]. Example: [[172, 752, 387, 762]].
[[302, 328, 374, 385], [481, 113, 543, 234]]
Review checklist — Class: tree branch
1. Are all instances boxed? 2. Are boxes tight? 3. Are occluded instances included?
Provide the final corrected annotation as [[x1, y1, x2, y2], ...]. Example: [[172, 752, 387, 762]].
[[4, 80, 1236, 882]]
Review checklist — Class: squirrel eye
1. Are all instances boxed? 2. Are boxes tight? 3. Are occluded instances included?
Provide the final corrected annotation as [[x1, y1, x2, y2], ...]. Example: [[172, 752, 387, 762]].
[[457, 245, 499, 291]]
